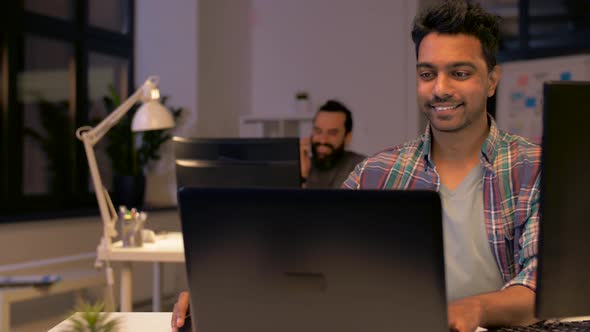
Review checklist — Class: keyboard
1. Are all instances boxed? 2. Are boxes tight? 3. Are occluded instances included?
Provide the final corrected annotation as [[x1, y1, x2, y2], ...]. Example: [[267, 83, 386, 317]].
[[488, 320, 590, 332]]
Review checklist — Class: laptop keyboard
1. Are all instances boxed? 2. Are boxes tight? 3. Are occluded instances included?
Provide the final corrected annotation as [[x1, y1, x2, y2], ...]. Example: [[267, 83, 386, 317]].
[[488, 320, 590, 332]]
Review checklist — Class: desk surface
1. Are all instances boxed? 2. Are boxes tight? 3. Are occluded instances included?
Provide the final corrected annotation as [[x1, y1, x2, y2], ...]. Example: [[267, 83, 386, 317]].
[[49, 312, 172, 332], [98, 231, 184, 262], [49, 312, 486, 331], [48, 312, 590, 332]]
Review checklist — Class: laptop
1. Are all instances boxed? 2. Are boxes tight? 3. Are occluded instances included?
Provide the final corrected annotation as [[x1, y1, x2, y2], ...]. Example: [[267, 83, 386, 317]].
[[178, 187, 448, 332]]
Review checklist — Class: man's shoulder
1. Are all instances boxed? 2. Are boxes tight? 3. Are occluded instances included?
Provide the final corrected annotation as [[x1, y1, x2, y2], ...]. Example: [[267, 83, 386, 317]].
[[359, 136, 425, 170], [342, 137, 426, 189], [496, 130, 542, 164], [492, 130, 542, 191]]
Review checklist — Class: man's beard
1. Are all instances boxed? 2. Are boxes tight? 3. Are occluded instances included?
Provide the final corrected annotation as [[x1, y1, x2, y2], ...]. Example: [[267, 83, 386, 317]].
[[311, 142, 346, 170]]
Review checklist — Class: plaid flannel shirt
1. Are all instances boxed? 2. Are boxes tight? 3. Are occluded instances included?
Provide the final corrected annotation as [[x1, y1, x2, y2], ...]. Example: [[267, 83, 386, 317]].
[[343, 116, 541, 291]]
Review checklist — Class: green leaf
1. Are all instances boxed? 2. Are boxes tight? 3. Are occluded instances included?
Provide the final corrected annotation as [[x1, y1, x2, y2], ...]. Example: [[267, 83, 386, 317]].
[[65, 301, 121, 332], [25, 98, 75, 195]]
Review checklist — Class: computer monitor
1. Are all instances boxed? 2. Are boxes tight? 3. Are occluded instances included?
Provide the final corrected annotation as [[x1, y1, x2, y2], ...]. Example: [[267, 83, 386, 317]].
[[537, 81, 590, 319], [173, 136, 301, 189], [177, 187, 447, 332]]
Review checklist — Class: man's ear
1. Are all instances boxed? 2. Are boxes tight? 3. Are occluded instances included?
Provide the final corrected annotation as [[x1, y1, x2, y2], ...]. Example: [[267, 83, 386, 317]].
[[488, 65, 501, 97], [344, 132, 352, 146]]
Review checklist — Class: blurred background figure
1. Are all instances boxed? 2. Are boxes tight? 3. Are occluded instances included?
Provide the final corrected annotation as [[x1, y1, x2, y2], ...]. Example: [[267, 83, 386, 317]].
[[300, 100, 366, 188]]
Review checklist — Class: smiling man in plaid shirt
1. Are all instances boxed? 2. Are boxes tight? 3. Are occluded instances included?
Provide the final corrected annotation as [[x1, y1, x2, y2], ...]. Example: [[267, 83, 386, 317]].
[[171, 1, 541, 331], [343, 1, 541, 331]]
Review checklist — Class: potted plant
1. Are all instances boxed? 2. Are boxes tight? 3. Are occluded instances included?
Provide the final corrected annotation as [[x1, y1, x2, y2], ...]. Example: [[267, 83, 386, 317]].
[[23, 99, 75, 198], [99, 86, 183, 208], [65, 301, 121, 332]]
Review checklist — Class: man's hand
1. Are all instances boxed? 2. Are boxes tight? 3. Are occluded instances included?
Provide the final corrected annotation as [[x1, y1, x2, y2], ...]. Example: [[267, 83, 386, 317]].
[[447, 286, 537, 332], [300, 137, 311, 179], [171, 291, 190, 331], [448, 297, 484, 332]]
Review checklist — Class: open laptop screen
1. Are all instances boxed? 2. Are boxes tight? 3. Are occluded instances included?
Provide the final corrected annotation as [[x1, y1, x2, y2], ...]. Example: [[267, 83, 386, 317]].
[[178, 187, 447, 332]]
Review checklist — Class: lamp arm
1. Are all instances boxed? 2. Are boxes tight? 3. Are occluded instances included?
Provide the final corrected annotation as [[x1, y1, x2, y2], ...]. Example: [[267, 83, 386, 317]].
[[90, 88, 142, 143], [78, 78, 157, 145], [79, 132, 118, 247], [74, 76, 160, 246]]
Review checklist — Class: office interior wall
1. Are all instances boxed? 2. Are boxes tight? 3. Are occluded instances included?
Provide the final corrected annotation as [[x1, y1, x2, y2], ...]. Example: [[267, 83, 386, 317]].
[[135, 0, 199, 207], [195, 0, 252, 138], [251, 0, 421, 155], [135, 1, 198, 137]]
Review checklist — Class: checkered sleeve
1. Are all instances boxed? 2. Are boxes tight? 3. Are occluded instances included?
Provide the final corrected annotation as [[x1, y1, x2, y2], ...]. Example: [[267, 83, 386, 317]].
[[342, 159, 366, 189], [503, 172, 541, 291]]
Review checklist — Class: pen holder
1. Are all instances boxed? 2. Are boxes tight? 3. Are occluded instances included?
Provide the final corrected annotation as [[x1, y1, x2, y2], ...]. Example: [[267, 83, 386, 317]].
[[121, 218, 144, 247], [119, 206, 146, 247]]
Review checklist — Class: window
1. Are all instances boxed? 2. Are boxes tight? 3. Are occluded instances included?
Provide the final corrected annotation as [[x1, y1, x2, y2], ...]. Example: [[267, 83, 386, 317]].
[[20, 35, 75, 196], [88, 0, 130, 33], [481, 0, 590, 61], [24, 0, 74, 20], [479, 0, 589, 119], [87, 51, 130, 192], [0, 0, 134, 220]]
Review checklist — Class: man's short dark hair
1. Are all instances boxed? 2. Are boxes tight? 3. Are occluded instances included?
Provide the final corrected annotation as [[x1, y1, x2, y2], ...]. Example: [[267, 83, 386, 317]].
[[411, 0, 501, 71], [317, 100, 353, 134]]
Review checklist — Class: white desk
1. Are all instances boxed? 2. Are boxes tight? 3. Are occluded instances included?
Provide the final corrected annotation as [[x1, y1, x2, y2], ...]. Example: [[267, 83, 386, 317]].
[[49, 312, 172, 332], [97, 232, 184, 312], [49, 312, 590, 332]]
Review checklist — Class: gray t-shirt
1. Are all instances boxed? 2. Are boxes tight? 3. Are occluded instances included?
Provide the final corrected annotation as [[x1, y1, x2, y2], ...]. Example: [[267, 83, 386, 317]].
[[307, 151, 366, 189], [439, 164, 504, 302]]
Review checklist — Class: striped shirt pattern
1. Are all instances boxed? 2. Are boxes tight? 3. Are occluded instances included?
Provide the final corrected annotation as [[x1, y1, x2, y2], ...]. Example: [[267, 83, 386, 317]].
[[343, 117, 541, 291]]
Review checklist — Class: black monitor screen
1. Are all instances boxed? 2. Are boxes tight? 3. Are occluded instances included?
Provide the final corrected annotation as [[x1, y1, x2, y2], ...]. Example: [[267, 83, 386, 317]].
[[178, 187, 447, 332], [537, 81, 590, 319], [173, 137, 301, 189]]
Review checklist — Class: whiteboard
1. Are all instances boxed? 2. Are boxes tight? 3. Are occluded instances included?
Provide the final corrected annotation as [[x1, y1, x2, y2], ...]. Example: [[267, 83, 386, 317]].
[[495, 54, 590, 143]]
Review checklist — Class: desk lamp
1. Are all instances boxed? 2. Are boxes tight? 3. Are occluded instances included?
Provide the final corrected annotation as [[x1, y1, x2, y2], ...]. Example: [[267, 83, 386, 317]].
[[75, 76, 174, 307]]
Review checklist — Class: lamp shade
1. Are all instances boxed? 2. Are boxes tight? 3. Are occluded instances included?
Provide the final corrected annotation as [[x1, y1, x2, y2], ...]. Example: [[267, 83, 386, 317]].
[[131, 100, 175, 132]]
